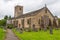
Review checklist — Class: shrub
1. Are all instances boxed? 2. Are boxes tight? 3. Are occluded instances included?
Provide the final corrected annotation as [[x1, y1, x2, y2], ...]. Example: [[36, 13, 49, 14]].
[[0, 26, 4, 28], [7, 24, 13, 29]]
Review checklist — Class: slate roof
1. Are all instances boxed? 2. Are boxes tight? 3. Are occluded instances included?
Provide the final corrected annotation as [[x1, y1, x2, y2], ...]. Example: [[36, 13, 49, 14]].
[[10, 7, 54, 19]]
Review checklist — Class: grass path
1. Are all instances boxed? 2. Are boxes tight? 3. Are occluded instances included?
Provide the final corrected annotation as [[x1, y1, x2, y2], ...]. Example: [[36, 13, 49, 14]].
[[5, 29, 19, 40], [13, 29, 60, 40]]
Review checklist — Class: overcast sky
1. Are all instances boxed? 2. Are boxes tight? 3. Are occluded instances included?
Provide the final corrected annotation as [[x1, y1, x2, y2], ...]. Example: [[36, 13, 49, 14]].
[[0, 0, 60, 19]]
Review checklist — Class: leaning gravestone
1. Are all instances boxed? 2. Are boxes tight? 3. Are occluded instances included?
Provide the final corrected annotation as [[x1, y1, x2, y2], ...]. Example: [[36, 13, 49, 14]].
[[25, 28, 29, 32], [28, 28, 31, 32], [20, 28, 23, 33], [25, 27, 31, 32]]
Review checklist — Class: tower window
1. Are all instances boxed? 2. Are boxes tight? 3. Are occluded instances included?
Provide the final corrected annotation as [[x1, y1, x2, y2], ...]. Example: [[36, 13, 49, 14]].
[[20, 8, 21, 10]]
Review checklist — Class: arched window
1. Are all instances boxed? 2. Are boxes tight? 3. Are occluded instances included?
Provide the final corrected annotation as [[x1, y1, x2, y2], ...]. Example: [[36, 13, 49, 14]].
[[38, 19, 40, 24], [27, 19, 30, 24], [27, 18, 31, 24], [49, 19, 51, 26]]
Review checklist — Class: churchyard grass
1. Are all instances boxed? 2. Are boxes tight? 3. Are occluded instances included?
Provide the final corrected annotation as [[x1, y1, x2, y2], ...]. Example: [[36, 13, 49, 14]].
[[13, 29, 60, 40], [0, 28, 6, 40]]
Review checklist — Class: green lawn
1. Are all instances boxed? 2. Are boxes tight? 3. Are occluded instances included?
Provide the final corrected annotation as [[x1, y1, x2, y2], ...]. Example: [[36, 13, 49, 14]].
[[13, 29, 60, 40], [0, 28, 6, 40]]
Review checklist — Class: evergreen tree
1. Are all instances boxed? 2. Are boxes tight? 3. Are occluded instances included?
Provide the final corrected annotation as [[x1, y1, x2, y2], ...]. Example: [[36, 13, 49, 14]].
[[4, 15, 8, 20]]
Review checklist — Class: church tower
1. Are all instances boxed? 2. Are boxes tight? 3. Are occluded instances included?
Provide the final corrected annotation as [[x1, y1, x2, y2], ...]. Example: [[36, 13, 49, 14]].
[[14, 5, 23, 17]]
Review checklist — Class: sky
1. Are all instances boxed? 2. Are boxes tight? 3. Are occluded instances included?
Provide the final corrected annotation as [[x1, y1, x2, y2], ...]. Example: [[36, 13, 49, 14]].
[[0, 0, 60, 19]]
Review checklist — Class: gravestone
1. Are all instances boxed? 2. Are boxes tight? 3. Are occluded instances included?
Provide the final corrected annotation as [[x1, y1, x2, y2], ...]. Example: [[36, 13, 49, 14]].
[[32, 24, 38, 32], [25, 28, 31, 32], [44, 26, 47, 31], [49, 26, 53, 34], [49, 19, 53, 34], [20, 28, 23, 33]]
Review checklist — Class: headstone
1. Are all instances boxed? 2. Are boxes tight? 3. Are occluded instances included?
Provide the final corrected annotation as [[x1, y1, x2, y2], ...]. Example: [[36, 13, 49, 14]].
[[25, 28, 29, 32], [44, 27, 46, 31], [20, 28, 23, 33], [44, 23, 47, 31], [28, 28, 31, 32], [39, 28, 41, 31], [34, 28, 38, 32], [32, 24, 38, 32], [48, 19, 53, 34], [49, 26, 53, 34]]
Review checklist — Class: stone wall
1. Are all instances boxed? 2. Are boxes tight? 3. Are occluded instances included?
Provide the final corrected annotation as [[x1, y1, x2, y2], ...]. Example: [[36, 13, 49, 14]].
[[9, 7, 59, 31]]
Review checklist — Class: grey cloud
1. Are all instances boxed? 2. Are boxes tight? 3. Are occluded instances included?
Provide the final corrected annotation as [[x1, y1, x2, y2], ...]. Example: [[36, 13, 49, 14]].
[[47, 1, 60, 17], [0, 0, 18, 19], [43, 0, 59, 5], [22, 0, 59, 13], [22, 0, 60, 18], [0, 0, 60, 19], [5, 0, 12, 1]]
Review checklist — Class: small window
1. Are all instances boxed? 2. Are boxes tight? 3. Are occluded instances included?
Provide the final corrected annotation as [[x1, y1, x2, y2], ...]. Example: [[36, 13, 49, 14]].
[[27, 19, 29, 24], [38, 19, 40, 24], [27, 18, 31, 24], [20, 8, 21, 10]]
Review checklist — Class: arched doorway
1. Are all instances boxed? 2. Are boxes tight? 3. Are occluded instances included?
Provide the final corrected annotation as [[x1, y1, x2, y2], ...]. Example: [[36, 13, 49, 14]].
[[48, 19, 52, 26]]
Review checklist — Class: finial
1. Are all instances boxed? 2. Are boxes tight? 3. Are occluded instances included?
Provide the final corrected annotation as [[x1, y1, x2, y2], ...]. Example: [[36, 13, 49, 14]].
[[45, 4, 47, 7]]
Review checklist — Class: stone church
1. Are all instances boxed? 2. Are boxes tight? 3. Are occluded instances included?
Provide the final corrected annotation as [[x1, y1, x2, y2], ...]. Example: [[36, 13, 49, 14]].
[[7, 5, 59, 31]]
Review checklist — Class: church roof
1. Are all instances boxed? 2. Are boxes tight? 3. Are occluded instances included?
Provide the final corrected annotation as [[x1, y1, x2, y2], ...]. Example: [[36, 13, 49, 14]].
[[11, 7, 54, 19]]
